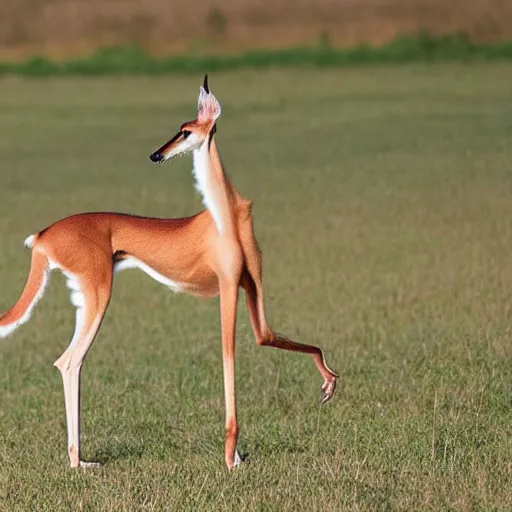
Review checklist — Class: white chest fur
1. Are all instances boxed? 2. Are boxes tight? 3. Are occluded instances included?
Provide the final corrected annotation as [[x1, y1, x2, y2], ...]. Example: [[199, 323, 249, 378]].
[[192, 139, 225, 233]]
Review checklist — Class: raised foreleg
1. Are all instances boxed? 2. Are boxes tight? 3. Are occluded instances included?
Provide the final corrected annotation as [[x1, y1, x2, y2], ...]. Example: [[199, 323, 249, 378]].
[[243, 272, 338, 404]]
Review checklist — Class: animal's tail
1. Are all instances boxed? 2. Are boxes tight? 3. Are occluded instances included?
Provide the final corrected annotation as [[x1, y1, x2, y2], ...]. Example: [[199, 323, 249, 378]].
[[0, 234, 50, 338]]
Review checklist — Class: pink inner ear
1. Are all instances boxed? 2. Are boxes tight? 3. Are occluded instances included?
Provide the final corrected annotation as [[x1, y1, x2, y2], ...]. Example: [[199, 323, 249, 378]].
[[198, 91, 221, 123]]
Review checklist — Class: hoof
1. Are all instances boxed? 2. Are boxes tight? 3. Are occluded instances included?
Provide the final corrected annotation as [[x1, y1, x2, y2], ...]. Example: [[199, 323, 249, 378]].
[[321, 374, 337, 405], [229, 450, 246, 470], [233, 450, 242, 467]]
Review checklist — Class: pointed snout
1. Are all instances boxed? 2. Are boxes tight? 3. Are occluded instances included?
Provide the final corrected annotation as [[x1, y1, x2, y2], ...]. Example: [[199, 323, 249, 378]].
[[149, 151, 163, 163]]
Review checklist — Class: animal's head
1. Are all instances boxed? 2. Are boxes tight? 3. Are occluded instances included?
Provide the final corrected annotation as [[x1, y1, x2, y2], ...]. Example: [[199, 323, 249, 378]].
[[149, 75, 221, 163]]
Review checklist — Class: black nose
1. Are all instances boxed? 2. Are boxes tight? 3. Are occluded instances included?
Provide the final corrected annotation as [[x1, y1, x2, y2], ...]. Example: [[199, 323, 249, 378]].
[[149, 152, 163, 163]]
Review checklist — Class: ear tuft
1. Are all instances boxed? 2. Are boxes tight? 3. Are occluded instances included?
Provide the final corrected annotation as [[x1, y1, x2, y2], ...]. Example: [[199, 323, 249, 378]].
[[203, 74, 209, 93], [197, 86, 221, 123], [198, 86, 210, 111]]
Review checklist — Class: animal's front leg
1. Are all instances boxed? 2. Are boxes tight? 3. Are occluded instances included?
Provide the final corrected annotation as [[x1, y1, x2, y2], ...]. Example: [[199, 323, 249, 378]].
[[219, 279, 242, 469], [243, 274, 338, 404]]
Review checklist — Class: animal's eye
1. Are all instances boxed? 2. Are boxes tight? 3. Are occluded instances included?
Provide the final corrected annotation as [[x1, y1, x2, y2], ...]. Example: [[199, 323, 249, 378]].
[[182, 130, 191, 139]]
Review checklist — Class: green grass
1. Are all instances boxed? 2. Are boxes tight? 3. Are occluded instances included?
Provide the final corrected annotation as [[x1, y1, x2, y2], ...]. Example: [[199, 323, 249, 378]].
[[2, 33, 512, 76], [1, 64, 512, 510]]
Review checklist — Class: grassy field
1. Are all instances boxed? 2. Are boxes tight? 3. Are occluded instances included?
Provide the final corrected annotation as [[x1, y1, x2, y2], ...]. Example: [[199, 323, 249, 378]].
[[0, 65, 512, 510]]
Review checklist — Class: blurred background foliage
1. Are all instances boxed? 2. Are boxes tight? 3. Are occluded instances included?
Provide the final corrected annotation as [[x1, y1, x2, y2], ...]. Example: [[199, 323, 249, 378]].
[[0, 0, 511, 60]]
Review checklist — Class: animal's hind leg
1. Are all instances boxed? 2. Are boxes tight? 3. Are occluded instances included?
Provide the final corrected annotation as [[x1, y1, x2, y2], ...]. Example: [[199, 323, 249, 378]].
[[53, 268, 112, 468]]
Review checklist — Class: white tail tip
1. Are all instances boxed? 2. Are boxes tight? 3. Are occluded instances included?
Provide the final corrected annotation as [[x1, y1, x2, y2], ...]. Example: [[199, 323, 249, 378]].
[[24, 234, 37, 249]]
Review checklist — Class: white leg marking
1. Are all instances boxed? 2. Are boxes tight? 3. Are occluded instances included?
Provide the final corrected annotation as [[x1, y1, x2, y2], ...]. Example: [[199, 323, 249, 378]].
[[65, 314, 102, 461], [63, 272, 86, 349], [59, 271, 103, 467]]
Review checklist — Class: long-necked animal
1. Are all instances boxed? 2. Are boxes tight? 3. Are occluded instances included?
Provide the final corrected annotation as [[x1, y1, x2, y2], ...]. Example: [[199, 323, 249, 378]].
[[0, 76, 337, 469]]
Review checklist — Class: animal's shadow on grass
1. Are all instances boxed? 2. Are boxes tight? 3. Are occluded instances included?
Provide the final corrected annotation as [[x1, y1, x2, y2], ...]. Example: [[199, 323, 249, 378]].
[[88, 427, 183, 464], [88, 432, 250, 466], [89, 440, 148, 464]]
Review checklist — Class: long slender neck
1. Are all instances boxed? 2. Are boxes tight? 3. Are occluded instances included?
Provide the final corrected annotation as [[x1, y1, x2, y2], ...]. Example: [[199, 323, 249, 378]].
[[192, 134, 240, 234]]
